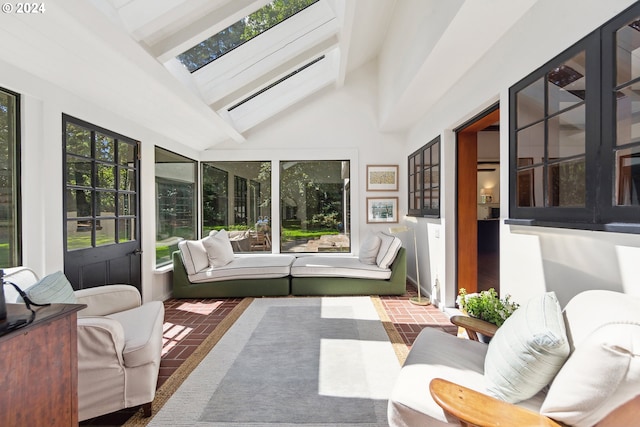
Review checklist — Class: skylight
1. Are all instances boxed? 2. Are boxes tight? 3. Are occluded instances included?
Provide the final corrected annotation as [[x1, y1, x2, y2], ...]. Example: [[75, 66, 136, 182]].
[[177, 0, 319, 73]]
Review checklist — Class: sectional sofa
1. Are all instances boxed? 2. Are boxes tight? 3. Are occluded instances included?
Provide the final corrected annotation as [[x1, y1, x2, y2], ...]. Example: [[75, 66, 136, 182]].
[[172, 230, 407, 298]]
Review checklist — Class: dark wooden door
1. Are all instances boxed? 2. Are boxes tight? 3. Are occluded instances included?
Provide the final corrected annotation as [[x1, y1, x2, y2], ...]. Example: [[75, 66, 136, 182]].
[[63, 115, 141, 292]]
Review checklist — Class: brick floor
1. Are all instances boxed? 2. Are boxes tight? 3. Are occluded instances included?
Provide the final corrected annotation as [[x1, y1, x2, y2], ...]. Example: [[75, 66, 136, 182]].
[[81, 283, 456, 426]]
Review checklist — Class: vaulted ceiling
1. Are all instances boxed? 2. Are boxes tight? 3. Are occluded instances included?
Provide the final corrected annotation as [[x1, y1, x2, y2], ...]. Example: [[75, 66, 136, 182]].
[[0, 0, 537, 150]]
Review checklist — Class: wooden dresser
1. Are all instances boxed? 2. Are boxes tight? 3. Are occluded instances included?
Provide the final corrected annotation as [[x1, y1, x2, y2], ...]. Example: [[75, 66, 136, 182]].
[[0, 303, 85, 427]]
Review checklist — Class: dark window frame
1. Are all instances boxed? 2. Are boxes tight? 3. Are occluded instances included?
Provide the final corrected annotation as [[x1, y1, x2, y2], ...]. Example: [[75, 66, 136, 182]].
[[0, 86, 21, 266], [508, 2, 640, 233], [408, 136, 441, 218]]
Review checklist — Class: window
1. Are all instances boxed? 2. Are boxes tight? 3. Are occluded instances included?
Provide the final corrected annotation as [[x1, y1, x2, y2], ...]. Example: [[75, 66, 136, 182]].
[[509, 2, 640, 231], [177, 0, 318, 73], [408, 137, 440, 217], [155, 147, 197, 266], [280, 160, 350, 253], [202, 161, 271, 253], [0, 87, 20, 266], [65, 116, 138, 251]]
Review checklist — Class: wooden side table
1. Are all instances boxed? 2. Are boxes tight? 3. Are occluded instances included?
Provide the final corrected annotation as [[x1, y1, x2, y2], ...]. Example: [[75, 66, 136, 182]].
[[0, 303, 85, 427]]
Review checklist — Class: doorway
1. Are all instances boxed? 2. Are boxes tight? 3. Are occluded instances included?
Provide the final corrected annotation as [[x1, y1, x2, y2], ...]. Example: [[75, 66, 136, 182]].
[[456, 106, 500, 295], [63, 115, 142, 292]]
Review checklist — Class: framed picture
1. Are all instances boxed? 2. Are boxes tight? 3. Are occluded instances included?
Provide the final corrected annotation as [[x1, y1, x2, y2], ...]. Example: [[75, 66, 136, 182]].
[[366, 197, 398, 223], [366, 164, 399, 191]]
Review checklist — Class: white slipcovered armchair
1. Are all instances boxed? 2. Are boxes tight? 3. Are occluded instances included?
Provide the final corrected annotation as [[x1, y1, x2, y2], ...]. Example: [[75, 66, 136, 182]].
[[2, 267, 165, 421]]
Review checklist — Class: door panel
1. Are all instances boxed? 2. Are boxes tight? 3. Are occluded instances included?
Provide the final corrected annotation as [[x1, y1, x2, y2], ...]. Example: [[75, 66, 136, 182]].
[[63, 115, 141, 292]]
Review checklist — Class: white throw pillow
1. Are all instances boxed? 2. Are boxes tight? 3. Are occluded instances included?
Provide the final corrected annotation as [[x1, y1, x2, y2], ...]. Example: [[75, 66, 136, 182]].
[[376, 232, 402, 269], [178, 238, 209, 275], [540, 322, 640, 427], [359, 233, 381, 265], [484, 291, 570, 403], [202, 229, 235, 267]]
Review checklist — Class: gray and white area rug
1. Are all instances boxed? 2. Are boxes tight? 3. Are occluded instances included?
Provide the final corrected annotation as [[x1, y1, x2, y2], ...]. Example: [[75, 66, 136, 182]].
[[148, 296, 401, 426]]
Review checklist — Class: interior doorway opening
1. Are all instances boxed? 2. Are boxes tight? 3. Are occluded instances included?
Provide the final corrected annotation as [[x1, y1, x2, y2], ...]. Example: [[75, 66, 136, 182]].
[[456, 105, 500, 295]]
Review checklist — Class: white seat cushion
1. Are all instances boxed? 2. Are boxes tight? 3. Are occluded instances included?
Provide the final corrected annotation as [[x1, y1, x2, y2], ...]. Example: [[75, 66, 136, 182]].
[[388, 328, 546, 427], [187, 255, 295, 283], [291, 256, 392, 280]]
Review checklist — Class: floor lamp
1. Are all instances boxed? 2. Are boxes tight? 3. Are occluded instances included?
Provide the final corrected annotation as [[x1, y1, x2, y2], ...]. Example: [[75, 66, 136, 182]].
[[389, 226, 430, 306]]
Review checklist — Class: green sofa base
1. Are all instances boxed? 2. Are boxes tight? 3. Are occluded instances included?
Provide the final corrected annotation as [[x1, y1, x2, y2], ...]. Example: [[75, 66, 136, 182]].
[[172, 251, 290, 298], [290, 247, 407, 296], [171, 247, 407, 298]]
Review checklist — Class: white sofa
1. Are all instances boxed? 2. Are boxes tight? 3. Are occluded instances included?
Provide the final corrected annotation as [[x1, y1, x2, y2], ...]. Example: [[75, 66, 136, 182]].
[[3, 267, 164, 421], [173, 229, 407, 297]]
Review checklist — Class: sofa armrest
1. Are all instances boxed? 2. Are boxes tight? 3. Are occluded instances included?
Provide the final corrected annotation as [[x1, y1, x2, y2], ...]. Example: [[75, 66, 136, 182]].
[[77, 317, 126, 367], [429, 378, 562, 427], [75, 284, 141, 316], [450, 315, 498, 341]]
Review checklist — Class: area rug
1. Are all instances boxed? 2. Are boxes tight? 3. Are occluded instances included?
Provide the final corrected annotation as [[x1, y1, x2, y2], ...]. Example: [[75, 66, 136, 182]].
[[140, 296, 401, 426]]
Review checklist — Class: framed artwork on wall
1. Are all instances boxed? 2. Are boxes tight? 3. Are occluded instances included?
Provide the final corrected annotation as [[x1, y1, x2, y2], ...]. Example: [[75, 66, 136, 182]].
[[366, 197, 399, 223], [366, 164, 399, 191]]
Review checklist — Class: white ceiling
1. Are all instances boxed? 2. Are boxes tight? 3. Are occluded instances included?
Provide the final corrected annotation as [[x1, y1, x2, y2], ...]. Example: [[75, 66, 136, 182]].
[[0, 0, 538, 150]]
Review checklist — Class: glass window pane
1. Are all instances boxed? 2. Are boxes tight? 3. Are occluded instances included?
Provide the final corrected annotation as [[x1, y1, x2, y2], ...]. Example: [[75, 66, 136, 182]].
[[118, 141, 135, 165], [155, 147, 197, 266], [118, 193, 136, 216], [431, 188, 440, 209], [431, 165, 440, 187], [280, 160, 349, 253], [66, 188, 93, 218], [177, 0, 318, 72], [432, 143, 439, 165], [66, 220, 92, 250], [95, 133, 115, 162], [66, 156, 92, 187], [97, 191, 115, 216], [119, 167, 135, 191], [616, 82, 640, 147], [203, 161, 271, 253], [95, 219, 115, 246], [517, 77, 545, 128], [548, 158, 586, 207], [96, 164, 116, 189], [548, 52, 586, 115], [516, 122, 545, 165], [615, 147, 640, 206], [423, 167, 431, 187], [65, 123, 91, 157], [422, 189, 431, 210], [118, 218, 135, 242], [517, 166, 544, 207], [548, 105, 586, 159], [0, 89, 20, 266], [616, 18, 640, 85]]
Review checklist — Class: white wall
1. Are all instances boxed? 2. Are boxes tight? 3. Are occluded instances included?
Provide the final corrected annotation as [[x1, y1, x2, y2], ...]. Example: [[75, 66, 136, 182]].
[[393, 0, 640, 308]]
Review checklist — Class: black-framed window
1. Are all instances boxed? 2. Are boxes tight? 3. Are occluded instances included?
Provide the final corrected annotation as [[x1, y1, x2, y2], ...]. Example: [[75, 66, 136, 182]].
[[408, 136, 440, 217], [509, 2, 640, 232], [0, 87, 21, 266]]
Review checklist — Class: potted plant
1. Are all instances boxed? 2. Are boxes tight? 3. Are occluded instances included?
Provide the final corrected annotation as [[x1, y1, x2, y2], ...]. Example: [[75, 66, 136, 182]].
[[457, 287, 519, 328]]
